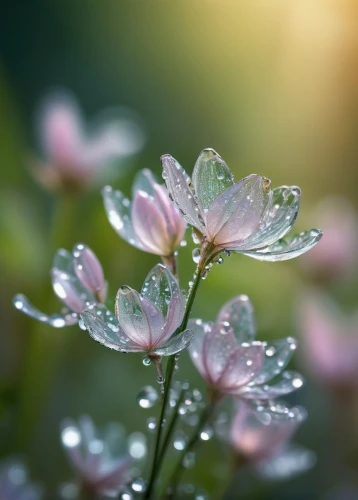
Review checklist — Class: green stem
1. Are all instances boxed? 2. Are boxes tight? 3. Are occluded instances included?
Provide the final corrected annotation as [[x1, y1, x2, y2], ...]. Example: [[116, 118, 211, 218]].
[[161, 253, 178, 278], [144, 250, 210, 499]]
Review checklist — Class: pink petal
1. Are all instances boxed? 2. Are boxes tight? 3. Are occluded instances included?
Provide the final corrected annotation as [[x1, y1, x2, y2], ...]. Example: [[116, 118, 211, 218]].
[[216, 295, 256, 344], [73, 244, 105, 296], [207, 175, 272, 245], [188, 320, 213, 382], [51, 269, 87, 313], [153, 184, 186, 247], [131, 190, 171, 255], [202, 324, 238, 384]]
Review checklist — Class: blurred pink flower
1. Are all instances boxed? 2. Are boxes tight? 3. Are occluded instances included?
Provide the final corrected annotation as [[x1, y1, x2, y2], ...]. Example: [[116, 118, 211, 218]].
[[33, 91, 145, 191], [13, 243, 106, 328], [298, 290, 358, 388], [61, 416, 131, 497], [0, 459, 42, 500], [189, 295, 302, 400], [81, 264, 193, 357], [301, 197, 358, 281], [161, 148, 322, 262], [230, 402, 314, 480], [103, 169, 186, 257]]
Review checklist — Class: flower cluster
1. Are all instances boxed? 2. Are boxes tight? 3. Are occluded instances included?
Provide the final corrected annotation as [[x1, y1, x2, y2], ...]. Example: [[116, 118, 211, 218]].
[[13, 146, 322, 498]]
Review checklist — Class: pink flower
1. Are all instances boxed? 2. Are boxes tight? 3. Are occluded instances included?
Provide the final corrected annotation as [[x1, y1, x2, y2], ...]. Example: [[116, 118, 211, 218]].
[[298, 290, 358, 388], [13, 244, 106, 328], [0, 459, 42, 500], [189, 295, 302, 399], [61, 416, 132, 497], [230, 402, 314, 480], [301, 197, 358, 281], [81, 264, 193, 357], [102, 169, 186, 257], [33, 91, 145, 191], [161, 148, 322, 261]]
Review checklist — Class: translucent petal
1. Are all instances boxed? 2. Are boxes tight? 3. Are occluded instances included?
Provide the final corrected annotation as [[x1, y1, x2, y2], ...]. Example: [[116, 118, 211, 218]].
[[216, 294, 256, 344], [192, 148, 234, 211], [203, 325, 238, 383], [141, 264, 184, 335], [13, 293, 78, 328], [152, 329, 193, 356], [153, 184, 186, 245], [80, 310, 142, 352], [51, 269, 91, 312], [188, 319, 213, 380], [53, 248, 75, 275], [240, 229, 323, 261], [239, 371, 305, 399], [95, 458, 131, 490], [115, 286, 165, 349], [131, 190, 169, 255], [256, 445, 316, 480], [102, 186, 145, 250], [206, 175, 271, 243], [252, 337, 298, 385], [73, 243, 105, 295], [218, 344, 265, 391], [228, 185, 301, 251], [132, 168, 157, 197], [161, 154, 206, 233]]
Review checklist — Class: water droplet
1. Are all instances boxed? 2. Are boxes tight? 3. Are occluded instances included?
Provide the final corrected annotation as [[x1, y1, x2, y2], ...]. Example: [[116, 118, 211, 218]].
[[142, 356, 152, 366], [200, 426, 213, 441], [219, 321, 233, 335], [147, 417, 157, 432], [192, 248, 200, 264], [183, 451, 196, 468], [266, 346, 276, 357], [128, 432, 147, 459], [224, 250, 231, 257], [131, 478, 147, 493], [137, 386, 158, 409], [119, 489, 133, 500], [174, 431, 187, 450], [180, 240, 187, 247], [291, 186, 301, 197], [217, 171, 225, 180]]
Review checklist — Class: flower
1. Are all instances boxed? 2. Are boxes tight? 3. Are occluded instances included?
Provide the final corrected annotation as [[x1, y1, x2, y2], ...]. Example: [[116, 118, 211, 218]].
[[298, 290, 358, 388], [13, 244, 106, 328], [60, 415, 132, 497], [189, 295, 303, 399], [102, 169, 186, 257], [81, 264, 193, 357], [33, 91, 145, 192], [301, 197, 358, 281], [0, 458, 42, 499], [161, 148, 322, 262], [230, 402, 315, 480]]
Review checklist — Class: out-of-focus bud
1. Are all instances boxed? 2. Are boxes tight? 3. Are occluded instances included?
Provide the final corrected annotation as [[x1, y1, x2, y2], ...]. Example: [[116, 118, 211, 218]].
[[301, 197, 358, 282]]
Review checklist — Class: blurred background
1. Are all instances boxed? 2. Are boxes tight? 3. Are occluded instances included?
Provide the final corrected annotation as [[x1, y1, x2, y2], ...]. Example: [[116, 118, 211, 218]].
[[1, 1, 358, 498]]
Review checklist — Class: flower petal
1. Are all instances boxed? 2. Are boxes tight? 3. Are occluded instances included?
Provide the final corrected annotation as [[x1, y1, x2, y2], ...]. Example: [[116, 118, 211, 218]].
[[238, 371, 305, 399], [202, 325, 239, 384], [102, 186, 145, 250], [192, 148, 234, 211], [161, 154, 206, 233], [206, 175, 271, 243], [252, 338, 298, 385], [51, 269, 91, 312], [152, 329, 193, 356], [241, 229, 323, 261], [188, 319, 213, 381], [256, 445, 316, 480], [81, 310, 141, 352], [73, 244, 106, 296], [132, 168, 157, 197], [115, 286, 165, 349], [142, 264, 185, 337], [153, 184, 186, 246], [53, 248, 76, 275], [13, 294, 78, 328], [216, 295, 256, 344], [218, 344, 265, 391], [131, 190, 170, 255], [232, 186, 301, 251]]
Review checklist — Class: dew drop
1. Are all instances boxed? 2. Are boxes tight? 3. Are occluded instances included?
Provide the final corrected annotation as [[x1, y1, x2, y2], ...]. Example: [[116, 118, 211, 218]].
[[137, 386, 158, 409], [119, 489, 133, 500], [180, 240, 187, 247], [142, 356, 152, 366], [173, 431, 187, 450], [147, 417, 157, 432], [192, 248, 200, 264], [131, 478, 147, 493], [200, 426, 213, 441], [183, 451, 196, 468]]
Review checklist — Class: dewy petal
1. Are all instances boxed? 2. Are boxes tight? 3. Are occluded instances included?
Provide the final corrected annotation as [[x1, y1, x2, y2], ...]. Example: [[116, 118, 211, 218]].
[[188, 320, 213, 381], [218, 344, 265, 391], [132, 168, 157, 197], [252, 338, 298, 385], [216, 295, 256, 344], [95, 457, 131, 490], [73, 244, 106, 295], [233, 186, 301, 251], [131, 190, 170, 255], [239, 371, 305, 399], [53, 248, 76, 276], [256, 445, 316, 481], [161, 154, 206, 234], [152, 329, 193, 356], [192, 148, 234, 211], [206, 175, 271, 243], [51, 269, 91, 312], [13, 293, 78, 328], [81, 310, 142, 352], [241, 229, 323, 261], [203, 325, 239, 384], [153, 184, 186, 246], [102, 186, 145, 251], [115, 286, 164, 349], [141, 264, 184, 336]]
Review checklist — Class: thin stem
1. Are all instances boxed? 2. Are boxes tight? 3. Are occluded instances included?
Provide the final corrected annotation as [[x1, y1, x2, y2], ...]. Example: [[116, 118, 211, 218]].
[[167, 403, 216, 499], [145, 249, 210, 499], [161, 253, 178, 278]]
